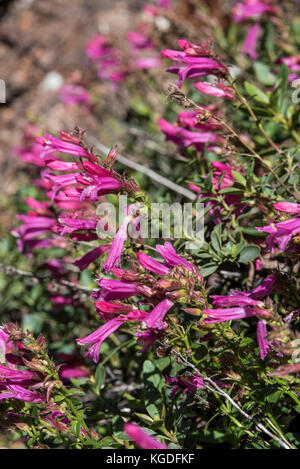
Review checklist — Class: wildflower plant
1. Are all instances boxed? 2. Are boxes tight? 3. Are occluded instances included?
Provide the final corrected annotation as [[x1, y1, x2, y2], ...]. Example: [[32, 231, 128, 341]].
[[1, 0, 300, 450]]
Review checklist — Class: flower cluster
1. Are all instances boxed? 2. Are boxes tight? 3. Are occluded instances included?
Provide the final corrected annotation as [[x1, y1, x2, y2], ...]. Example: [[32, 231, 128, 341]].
[[77, 242, 206, 362]]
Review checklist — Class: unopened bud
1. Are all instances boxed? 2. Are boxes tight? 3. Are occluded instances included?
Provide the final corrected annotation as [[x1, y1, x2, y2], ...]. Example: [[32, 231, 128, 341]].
[[107, 145, 118, 165], [182, 308, 202, 316]]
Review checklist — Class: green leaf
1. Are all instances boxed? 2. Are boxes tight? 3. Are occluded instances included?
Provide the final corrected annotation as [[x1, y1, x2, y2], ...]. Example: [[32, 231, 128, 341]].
[[232, 170, 247, 187], [200, 263, 218, 277], [219, 187, 244, 195], [276, 63, 289, 113], [254, 62, 275, 86], [71, 420, 82, 438], [94, 364, 106, 392], [244, 81, 270, 104], [238, 245, 260, 263]]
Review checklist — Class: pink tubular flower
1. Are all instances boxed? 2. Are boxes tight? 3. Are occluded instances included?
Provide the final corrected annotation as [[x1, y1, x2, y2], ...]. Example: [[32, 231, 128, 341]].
[[135, 57, 161, 70], [59, 84, 91, 108], [97, 279, 138, 301], [74, 246, 110, 271], [166, 374, 204, 398], [210, 295, 260, 307], [279, 54, 300, 72], [86, 35, 126, 88], [242, 23, 261, 60], [203, 306, 257, 323], [77, 310, 146, 363], [77, 318, 125, 362], [0, 385, 43, 404], [0, 365, 38, 382], [177, 109, 221, 131], [95, 301, 133, 319], [212, 274, 276, 304], [158, 118, 219, 154], [194, 81, 235, 99], [124, 423, 168, 449], [256, 218, 300, 252], [205, 275, 276, 323], [233, 1, 277, 22], [135, 329, 159, 352], [86, 35, 109, 60], [137, 252, 170, 276], [12, 211, 56, 253], [256, 320, 269, 360], [211, 161, 237, 190], [161, 39, 228, 87], [273, 202, 300, 214], [144, 299, 174, 330], [104, 205, 140, 272], [0, 329, 13, 359], [156, 242, 194, 271], [58, 354, 91, 382], [244, 274, 276, 299], [37, 132, 91, 159], [157, 0, 171, 8], [55, 217, 98, 236]]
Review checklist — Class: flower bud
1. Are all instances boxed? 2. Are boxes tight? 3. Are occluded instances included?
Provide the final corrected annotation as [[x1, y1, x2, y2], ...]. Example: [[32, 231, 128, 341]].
[[107, 145, 118, 165]]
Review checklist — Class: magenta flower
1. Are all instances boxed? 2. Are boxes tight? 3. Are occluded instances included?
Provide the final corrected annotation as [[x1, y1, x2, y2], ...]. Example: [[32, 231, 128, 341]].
[[12, 212, 55, 253], [135, 57, 161, 70], [158, 117, 220, 154], [0, 329, 13, 359], [135, 329, 159, 352], [156, 241, 195, 271], [157, 0, 172, 8], [256, 218, 300, 252], [161, 39, 228, 87], [127, 31, 153, 49], [242, 23, 261, 59], [124, 423, 168, 449], [177, 109, 222, 131], [37, 132, 91, 159], [104, 205, 140, 271], [0, 385, 42, 404], [233, 1, 277, 22], [137, 252, 170, 276], [279, 54, 300, 72], [98, 279, 138, 301], [74, 246, 110, 271], [205, 275, 276, 323], [213, 274, 276, 303], [77, 318, 125, 362], [203, 306, 257, 323], [95, 301, 133, 319], [144, 299, 174, 330], [211, 161, 237, 190], [194, 81, 235, 99], [210, 295, 260, 307], [0, 365, 39, 382], [273, 202, 300, 214], [56, 217, 98, 236], [166, 374, 204, 398], [86, 35, 111, 60], [59, 84, 91, 108], [243, 274, 276, 299], [58, 354, 91, 382], [256, 320, 269, 360], [77, 175, 122, 202], [86, 35, 126, 88], [276, 56, 300, 82], [77, 310, 146, 362]]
